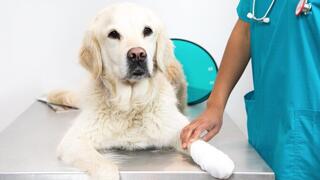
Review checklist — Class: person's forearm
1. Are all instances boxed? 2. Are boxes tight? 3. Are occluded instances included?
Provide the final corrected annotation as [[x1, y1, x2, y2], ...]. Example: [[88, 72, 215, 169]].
[[207, 19, 251, 112]]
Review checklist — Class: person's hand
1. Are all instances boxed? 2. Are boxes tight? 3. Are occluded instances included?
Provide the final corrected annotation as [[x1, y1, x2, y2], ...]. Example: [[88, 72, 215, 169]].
[[180, 107, 223, 149]]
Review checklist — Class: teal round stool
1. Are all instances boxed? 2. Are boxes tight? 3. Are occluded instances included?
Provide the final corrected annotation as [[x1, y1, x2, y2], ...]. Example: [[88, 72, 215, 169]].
[[172, 39, 218, 105]]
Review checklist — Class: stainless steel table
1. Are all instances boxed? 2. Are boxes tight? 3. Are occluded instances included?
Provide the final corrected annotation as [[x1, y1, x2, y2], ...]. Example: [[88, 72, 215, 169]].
[[0, 101, 274, 180]]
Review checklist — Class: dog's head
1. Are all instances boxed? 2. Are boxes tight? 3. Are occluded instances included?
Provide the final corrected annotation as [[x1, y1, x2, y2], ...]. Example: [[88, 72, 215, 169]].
[[79, 3, 175, 84]]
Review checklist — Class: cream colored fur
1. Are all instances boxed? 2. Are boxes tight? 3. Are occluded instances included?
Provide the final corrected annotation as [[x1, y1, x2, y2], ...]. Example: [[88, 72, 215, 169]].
[[50, 3, 203, 180]]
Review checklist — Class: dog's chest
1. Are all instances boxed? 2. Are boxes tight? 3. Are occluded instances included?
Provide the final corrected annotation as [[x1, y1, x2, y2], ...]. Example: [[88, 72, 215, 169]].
[[91, 104, 172, 149], [109, 106, 162, 135]]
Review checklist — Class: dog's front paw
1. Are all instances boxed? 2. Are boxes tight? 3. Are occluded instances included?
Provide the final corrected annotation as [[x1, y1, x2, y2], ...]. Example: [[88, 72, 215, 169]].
[[190, 140, 234, 179], [90, 163, 119, 180]]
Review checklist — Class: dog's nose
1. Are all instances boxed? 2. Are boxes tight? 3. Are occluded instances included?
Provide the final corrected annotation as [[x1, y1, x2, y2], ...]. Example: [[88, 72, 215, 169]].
[[127, 47, 147, 61]]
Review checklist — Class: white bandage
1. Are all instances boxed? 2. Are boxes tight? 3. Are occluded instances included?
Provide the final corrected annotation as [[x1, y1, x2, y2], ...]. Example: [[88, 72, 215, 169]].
[[189, 140, 235, 179]]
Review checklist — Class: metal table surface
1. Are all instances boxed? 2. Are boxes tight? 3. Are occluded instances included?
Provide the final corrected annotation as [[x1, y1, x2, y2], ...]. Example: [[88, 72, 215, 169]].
[[0, 101, 274, 180]]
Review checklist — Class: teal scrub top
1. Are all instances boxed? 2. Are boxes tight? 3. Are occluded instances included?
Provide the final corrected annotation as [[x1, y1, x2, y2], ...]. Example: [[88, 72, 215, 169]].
[[237, 0, 320, 179]]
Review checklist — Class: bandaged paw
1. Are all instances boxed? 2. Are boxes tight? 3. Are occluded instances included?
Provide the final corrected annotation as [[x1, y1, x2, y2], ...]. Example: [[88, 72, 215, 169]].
[[190, 140, 234, 179]]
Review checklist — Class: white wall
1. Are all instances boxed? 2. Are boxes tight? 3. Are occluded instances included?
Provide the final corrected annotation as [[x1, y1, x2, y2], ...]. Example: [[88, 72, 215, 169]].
[[0, 0, 252, 135], [0, 1, 43, 132]]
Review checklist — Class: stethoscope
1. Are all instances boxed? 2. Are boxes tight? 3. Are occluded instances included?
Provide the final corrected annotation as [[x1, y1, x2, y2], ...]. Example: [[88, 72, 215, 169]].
[[247, 0, 312, 24]]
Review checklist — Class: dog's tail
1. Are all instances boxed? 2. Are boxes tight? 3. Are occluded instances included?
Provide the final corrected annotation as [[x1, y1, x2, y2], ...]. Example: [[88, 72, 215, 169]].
[[47, 90, 79, 108]]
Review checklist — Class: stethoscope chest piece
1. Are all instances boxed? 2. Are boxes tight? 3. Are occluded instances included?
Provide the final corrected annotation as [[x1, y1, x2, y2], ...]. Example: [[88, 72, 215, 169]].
[[296, 0, 312, 16]]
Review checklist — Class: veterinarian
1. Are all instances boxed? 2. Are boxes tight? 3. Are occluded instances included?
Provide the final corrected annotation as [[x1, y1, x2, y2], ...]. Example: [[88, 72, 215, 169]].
[[181, 0, 320, 179]]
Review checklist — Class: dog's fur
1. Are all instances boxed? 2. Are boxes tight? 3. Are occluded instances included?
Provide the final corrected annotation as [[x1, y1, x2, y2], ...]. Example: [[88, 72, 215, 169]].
[[50, 3, 191, 180]]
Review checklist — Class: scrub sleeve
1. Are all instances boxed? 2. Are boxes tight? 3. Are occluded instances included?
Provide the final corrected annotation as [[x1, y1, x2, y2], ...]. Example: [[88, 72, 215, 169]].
[[236, 0, 320, 179]]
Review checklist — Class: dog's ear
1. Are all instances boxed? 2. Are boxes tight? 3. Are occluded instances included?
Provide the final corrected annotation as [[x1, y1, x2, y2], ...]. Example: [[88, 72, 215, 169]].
[[155, 26, 175, 73], [79, 31, 103, 79]]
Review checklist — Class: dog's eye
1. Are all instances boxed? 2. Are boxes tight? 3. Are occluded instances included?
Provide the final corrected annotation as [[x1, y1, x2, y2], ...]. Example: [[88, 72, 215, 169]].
[[108, 30, 121, 40], [143, 26, 153, 37]]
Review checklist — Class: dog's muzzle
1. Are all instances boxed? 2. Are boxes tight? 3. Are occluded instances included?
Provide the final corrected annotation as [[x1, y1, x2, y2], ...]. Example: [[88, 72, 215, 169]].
[[126, 47, 150, 79]]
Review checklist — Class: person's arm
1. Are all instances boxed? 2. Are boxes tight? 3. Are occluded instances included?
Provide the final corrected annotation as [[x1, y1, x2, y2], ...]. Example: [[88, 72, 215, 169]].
[[180, 19, 251, 149]]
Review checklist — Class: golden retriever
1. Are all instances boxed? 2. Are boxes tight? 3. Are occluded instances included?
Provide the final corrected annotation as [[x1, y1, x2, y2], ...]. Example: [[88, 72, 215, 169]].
[[48, 3, 234, 180]]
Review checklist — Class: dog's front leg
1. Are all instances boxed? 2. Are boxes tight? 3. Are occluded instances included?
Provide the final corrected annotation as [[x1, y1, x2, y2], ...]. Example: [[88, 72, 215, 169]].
[[57, 135, 119, 180], [171, 113, 234, 179]]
